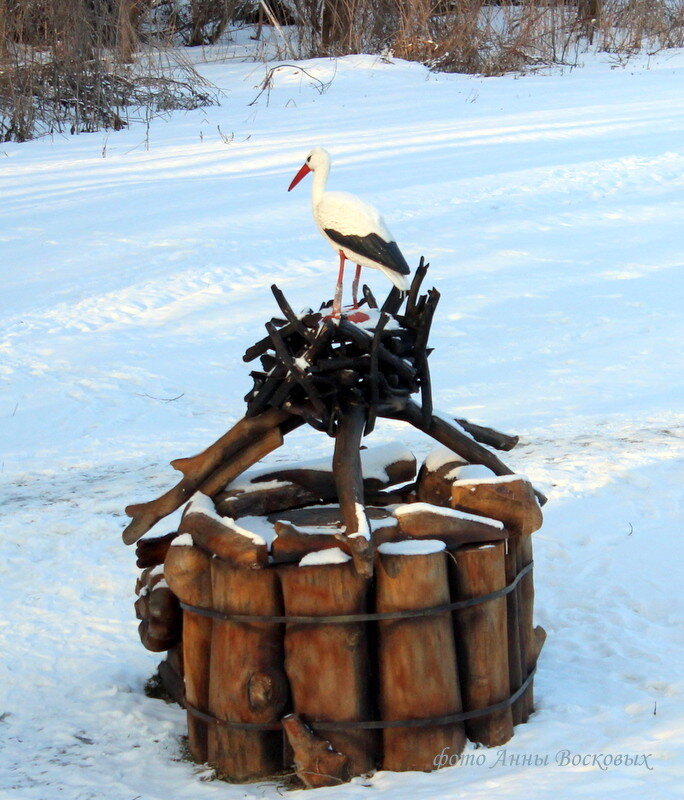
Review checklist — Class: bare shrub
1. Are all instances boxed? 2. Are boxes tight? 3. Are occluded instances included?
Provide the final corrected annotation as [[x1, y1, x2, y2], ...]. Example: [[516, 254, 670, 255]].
[[0, 0, 216, 142], [287, 1, 684, 73]]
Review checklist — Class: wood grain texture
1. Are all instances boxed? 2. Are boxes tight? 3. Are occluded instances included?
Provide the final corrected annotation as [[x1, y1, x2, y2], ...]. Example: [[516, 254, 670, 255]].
[[208, 559, 288, 781], [279, 561, 376, 776], [375, 549, 466, 770], [449, 542, 514, 746]]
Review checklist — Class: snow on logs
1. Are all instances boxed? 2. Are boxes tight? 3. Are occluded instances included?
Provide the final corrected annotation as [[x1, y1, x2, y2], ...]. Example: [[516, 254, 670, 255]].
[[130, 442, 546, 785]]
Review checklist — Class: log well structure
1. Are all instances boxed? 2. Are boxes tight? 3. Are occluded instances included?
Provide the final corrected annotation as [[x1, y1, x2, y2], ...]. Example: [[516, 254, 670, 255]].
[[126, 262, 548, 787]]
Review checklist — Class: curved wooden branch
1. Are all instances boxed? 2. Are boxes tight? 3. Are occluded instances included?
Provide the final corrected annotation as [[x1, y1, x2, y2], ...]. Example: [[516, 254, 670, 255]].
[[122, 409, 293, 545], [383, 401, 547, 506]]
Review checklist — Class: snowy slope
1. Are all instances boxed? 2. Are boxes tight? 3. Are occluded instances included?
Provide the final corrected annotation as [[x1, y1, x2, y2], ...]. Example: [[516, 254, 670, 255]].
[[1, 47, 683, 800]]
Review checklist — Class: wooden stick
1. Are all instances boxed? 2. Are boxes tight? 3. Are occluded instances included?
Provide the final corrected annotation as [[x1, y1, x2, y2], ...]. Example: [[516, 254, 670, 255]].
[[333, 403, 373, 577], [123, 409, 290, 544], [279, 560, 376, 776], [405, 256, 428, 320], [208, 559, 287, 781], [454, 418, 519, 452], [376, 546, 466, 771], [362, 284, 378, 309], [449, 542, 514, 746], [270, 284, 316, 342], [164, 544, 214, 763], [282, 714, 351, 788]]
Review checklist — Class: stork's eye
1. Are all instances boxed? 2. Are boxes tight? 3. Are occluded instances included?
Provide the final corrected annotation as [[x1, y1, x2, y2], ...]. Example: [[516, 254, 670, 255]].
[[306, 156, 311, 163]]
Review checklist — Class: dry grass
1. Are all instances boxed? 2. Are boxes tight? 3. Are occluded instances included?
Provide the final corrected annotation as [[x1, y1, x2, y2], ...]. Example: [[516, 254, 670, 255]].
[[0, 0, 216, 142], [288, 0, 684, 74]]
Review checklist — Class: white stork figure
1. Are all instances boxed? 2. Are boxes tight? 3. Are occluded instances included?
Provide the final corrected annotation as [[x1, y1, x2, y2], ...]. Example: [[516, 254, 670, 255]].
[[288, 147, 410, 317]]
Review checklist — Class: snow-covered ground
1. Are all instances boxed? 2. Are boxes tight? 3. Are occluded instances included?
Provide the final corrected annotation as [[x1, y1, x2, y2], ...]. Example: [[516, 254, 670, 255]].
[[1, 43, 683, 800]]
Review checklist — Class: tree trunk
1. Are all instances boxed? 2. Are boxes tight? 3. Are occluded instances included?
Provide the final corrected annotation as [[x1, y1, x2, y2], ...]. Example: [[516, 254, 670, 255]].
[[279, 560, 376, 776], [164, 544, 213, 763], [375, 544, 466, 770], [449, 542, 514, 746], [208, 559, 288, 781]]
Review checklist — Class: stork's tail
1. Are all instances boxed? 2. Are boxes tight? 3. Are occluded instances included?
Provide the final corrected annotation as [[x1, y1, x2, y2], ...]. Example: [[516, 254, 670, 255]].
[[379, 264, 409, 293]]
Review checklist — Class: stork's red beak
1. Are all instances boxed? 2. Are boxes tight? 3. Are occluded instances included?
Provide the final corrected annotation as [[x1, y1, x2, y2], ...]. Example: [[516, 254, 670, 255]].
[[288, 162, 311, 191]]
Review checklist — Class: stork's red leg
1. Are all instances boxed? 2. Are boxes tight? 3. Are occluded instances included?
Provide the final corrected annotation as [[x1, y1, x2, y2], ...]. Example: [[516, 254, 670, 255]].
[[332, 251, 345, 317], [352, 264, 362, 309]]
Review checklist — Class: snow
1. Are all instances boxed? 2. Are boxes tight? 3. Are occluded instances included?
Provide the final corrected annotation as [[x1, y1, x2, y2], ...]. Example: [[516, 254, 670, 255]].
[[184, 491, 223, 522], [447, 463, 496, 481], [453, 474, 530, 486], [378, 539, 446, 556], [170, 532, 194, 546], [226, 442, 412, 491], [1, 43, 683, 800], [424, 446, 469, 473], [394, 502, 505, 529], [185, 492, 267, 545], [299, 547, 352, 567]]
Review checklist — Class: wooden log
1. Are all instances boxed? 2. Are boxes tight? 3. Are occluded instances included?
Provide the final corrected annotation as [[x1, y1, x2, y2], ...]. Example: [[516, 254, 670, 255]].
[[394, 503, 507, 548], [332, 404, 374, 577], [136, 531, 179, 568], [269, 505, 392, 529], [450, 476, 543, 536], [198, 427, 284, 498], [180, 501, 268, 569], [248, 444, 416, 497], [279, 560, 376, 776], [384, 401, 548, 506], [454, 418, 519, 452], [146, 585, 182, 644], [271, 521, 344, 564], [208, 559, 288, 781], [138, 620, 174, 652], [158, 646, 185, 705], [504, 538, 524, 726], [123, 409, 291, 544], [449, 542, 514, 746], [164, 544, 213, 763], [215, 484, 320, 519], [517, 534, 536, 719], [416, 453, 468, 507], [282, 713, 351, 788], [375, 541, 466, 771]]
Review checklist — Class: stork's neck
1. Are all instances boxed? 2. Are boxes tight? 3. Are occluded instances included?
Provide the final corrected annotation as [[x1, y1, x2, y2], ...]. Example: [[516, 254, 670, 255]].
[[311, 158, 330, 206]]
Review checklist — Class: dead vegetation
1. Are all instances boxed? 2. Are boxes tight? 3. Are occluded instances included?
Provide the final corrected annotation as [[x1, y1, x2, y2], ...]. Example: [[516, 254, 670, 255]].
[[2, 1, 683, 142], [0, 1, 216, 142], [288, 1, 684, 73]]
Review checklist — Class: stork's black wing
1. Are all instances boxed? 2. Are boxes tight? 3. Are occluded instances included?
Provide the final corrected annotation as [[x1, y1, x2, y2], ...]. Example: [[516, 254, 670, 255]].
[[324, 229, 410, 276]]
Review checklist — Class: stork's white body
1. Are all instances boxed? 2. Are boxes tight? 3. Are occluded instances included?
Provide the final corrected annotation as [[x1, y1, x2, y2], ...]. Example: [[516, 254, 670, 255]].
[[310, 179, 408, 291], [288, 147, 411, 315]]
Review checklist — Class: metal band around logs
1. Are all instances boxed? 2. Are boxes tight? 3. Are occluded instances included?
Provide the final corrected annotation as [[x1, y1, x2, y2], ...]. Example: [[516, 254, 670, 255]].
[[179, 560, 533, 625], [183, 665, 537, 731]]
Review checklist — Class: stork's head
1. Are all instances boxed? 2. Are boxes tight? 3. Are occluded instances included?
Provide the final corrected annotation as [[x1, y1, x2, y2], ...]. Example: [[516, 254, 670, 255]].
[[288, 147, 330, 191]]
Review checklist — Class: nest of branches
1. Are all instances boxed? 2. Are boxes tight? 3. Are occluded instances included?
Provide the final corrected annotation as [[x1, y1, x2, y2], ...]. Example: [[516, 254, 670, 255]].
[[243, 258, 439, 437]]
